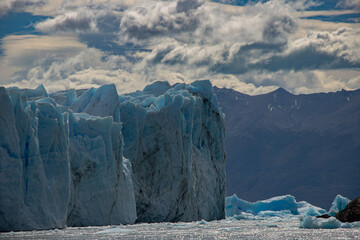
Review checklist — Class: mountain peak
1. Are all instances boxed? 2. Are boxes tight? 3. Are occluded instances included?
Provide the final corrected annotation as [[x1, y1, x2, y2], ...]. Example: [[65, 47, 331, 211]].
[[273, 87, 292, 95]]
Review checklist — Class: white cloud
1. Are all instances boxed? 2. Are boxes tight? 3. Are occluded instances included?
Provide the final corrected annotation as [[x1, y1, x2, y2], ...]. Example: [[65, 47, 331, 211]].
[[35, 8, 99, 32], [3, 47, 149, 93], [0, 35, 87, 85]]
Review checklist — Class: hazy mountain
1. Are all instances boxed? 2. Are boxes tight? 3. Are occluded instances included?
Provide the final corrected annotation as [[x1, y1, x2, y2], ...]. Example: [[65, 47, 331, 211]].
[[214, 87, 360, 209]]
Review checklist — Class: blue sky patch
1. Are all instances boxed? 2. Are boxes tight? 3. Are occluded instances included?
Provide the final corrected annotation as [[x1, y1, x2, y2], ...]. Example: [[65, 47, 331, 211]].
[[0, 12, 49, 55], [302, 13, 360, 23]]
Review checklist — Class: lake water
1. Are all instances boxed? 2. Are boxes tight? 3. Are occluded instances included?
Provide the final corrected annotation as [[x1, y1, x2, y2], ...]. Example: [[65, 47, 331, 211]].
[[1, 218, 359, 239]]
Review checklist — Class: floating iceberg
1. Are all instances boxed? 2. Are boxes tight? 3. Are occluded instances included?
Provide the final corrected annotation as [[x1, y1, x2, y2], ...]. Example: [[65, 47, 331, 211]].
[[225, 194, 360, 229], [0, 80, 226, 231], [300, 216, 360, 229], [327, 194, 350, 216], [225, 194, 327, 219], [225, 194, 328, 220]]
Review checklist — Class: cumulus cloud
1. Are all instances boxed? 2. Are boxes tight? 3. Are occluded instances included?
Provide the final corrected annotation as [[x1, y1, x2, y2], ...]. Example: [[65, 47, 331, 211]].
[[0, 34, 87, 85], [139, 25, 360, 76], [2, 0, 360, 95], [119, 0, 299, 45], [4, 47, 141, 92], [120, 0, 205, 41], [130, 2, 359, 76], [258, 27, 360, 71]]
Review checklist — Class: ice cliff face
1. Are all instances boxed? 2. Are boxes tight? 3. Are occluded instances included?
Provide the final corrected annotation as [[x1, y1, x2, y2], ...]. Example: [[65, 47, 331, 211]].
[[0, 86, 70, 231], [65, 84, 135, 226], [0, 80, 226, 231], [119, 81, 226, 222]]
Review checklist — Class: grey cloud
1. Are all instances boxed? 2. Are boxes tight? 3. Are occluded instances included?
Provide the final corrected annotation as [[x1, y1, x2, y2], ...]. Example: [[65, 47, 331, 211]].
[[176, 0, 204, 12], [145, 43, 179, 64], [263, 15, 298, 43], [140, 40, 285, 75], [210, 42, 287, 74], [256, 27, 360, 72], [120, 0, 205, 40], [210, 27, 360, 74], [258, 45, 357, 71], [34, 4, 125, 55], [0, 0, 45, 17], [120, 0, 299, 45], [140, 25, 360, 76]]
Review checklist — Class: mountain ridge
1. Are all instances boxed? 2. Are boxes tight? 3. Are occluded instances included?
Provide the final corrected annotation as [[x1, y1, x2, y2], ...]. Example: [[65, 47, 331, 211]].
[[215, 86, 360, 209]]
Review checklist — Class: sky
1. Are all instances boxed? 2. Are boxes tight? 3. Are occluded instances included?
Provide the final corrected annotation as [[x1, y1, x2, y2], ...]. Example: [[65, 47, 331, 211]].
[[0, 0, 359, 95]]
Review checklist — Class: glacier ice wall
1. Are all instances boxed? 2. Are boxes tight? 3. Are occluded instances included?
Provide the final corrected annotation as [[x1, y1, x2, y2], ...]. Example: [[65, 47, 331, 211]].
[[65, 84, 136, 226], [0, 80, 226, 231], [119, 81, 226, 222], [0, 87, 70, 231], [0, 85, 136, 231], [66, 112, 136, 226]]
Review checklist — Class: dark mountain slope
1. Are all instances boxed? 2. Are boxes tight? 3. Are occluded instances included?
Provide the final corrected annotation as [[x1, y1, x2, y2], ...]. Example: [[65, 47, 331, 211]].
[[215, 87, 360, 209]]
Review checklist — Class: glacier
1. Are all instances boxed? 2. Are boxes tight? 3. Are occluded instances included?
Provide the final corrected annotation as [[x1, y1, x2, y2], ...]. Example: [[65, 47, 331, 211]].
[[0, 86, 70, 231], [0, 80, 226, 231], [118, 81, 226, 222]]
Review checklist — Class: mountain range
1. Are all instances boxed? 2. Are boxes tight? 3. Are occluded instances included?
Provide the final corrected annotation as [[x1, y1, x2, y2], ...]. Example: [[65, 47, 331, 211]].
[[214, 87, 360, 209]]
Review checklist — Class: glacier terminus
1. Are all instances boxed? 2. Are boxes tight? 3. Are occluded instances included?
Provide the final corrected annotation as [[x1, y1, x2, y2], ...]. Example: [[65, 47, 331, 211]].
[[0, 80, 226, 231]]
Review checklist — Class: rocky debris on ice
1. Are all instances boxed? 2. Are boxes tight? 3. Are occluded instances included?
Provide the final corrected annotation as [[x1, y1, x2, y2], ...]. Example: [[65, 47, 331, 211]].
[[303, 195, 360, 228], [335, 196, 360, 223]]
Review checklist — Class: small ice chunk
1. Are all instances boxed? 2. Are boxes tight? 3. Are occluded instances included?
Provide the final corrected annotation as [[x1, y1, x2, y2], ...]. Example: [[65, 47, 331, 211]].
[[226, 194, 299, 217], [297, 201, 327, 216], [300, 216, 360, 229], [328, 194, 350, 216], [97, 228, 132, 234]]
